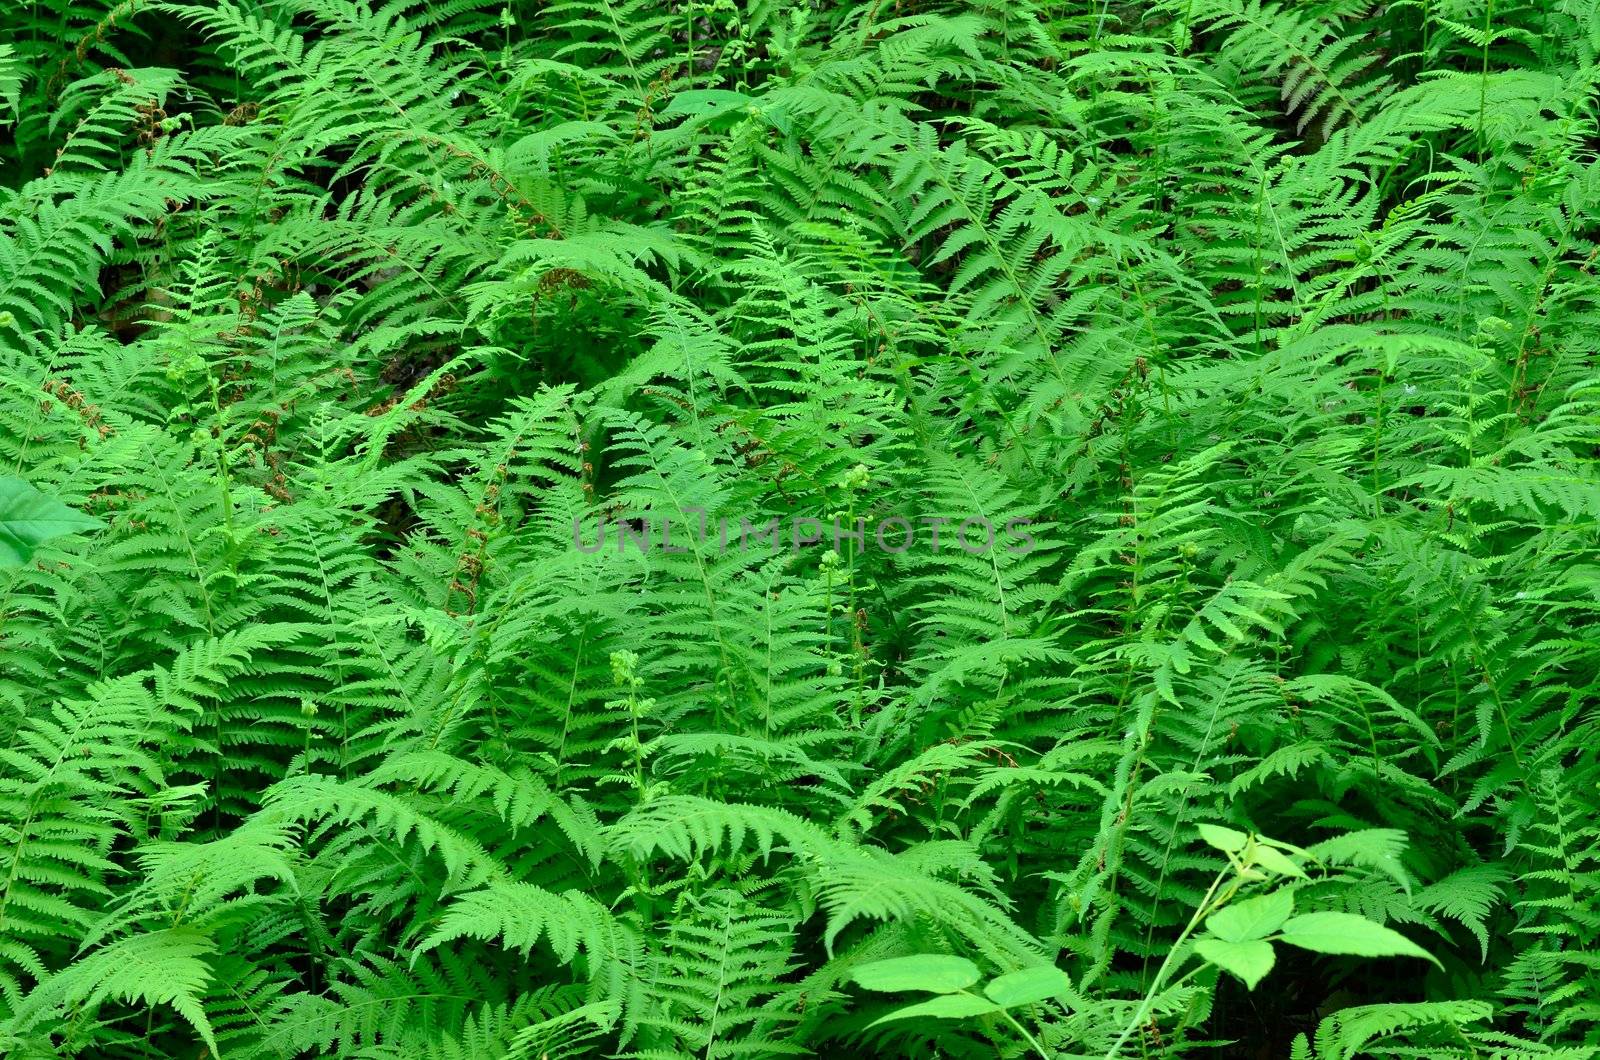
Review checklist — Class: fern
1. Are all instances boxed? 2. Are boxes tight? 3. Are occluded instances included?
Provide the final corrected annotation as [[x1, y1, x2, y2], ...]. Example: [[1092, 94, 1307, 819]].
[[0, 0, 1595, 1056]]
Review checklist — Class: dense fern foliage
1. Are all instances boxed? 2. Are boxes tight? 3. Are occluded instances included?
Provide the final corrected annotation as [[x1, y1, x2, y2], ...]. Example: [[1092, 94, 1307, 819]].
[[1, 1, 1597, 1056]]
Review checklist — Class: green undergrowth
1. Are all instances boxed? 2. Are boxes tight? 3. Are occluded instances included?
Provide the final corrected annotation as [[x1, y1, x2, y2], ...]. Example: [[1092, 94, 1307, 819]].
[[0, 1, 1597, 1057]]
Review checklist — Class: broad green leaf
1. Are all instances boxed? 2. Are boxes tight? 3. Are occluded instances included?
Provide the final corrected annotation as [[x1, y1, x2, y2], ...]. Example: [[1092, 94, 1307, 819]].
[[852, 955, 981, 994], [1256, 834, 1315, 858], [658, 88, 752, 120], [1251, 845, 1308, 878], [0, 477, 102, 568], [983, 965, 1073, 1007], [1279, 913, 1440, 967], [1196, 938, 1276, 990], [1206, 889, 1295, 942], [1197, 823, 1248, 853], [868, 992, 1000, 1027]]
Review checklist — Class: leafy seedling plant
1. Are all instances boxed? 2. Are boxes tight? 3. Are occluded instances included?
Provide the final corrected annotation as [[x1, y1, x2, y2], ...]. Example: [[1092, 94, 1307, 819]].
[[854, 824, 1439, 1058]]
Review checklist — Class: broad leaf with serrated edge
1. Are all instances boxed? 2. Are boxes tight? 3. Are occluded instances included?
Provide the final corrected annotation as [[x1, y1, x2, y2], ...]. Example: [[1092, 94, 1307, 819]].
[[853, 955, 981, 994], [0, 477, 102, 568], [1196, 939, 1276, 990]]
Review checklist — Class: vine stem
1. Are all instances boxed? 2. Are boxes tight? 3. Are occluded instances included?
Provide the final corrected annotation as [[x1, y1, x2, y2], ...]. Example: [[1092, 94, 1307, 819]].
[[1102, 866, 1234, 1059], [998, 1006, 1052, 1059]]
